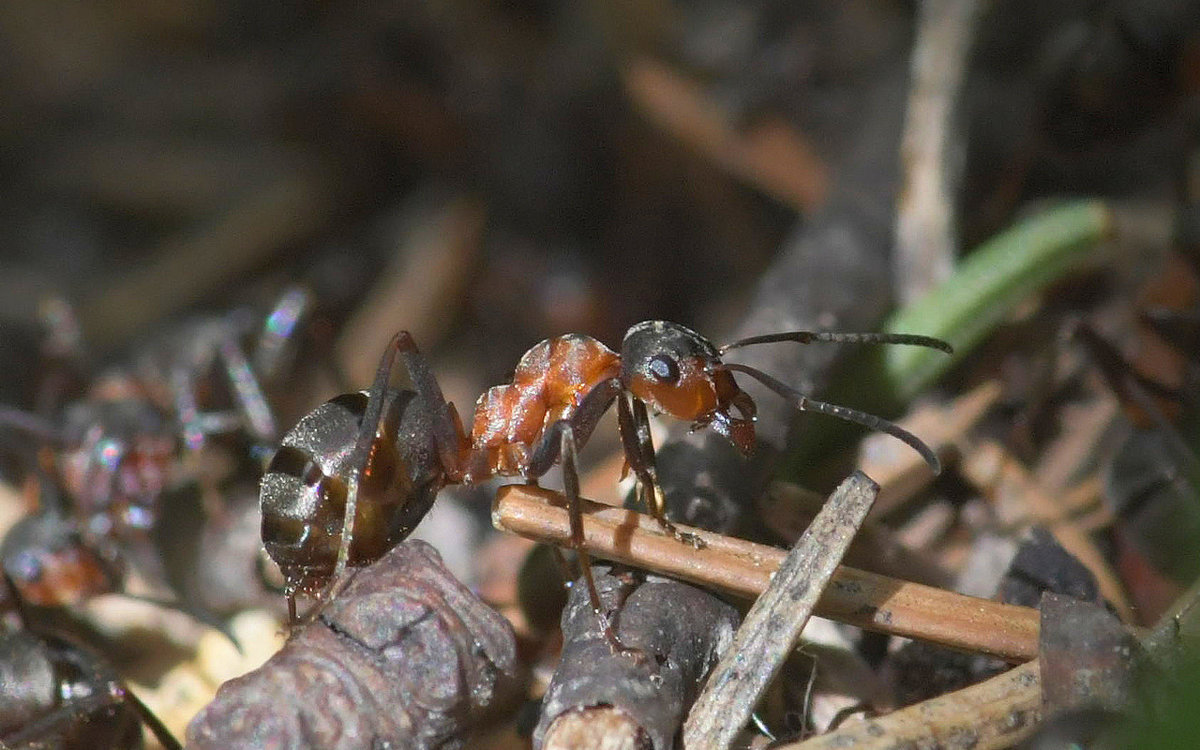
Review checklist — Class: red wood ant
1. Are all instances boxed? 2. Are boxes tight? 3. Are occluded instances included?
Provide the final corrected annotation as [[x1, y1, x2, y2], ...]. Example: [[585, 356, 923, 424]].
[[261, 322, 950, 650], [0, 287, 314, 627], [0, 287, 310, 550], [0, 573, 181, 750], [1, 462, 125, 609]]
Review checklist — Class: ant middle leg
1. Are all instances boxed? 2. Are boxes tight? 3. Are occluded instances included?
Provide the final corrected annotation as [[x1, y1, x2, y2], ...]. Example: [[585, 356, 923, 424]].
[[217, 332, 277, 444], [522, 381, 641, 656], [616, 394, 706, 548], [545, 422, 642, 658]]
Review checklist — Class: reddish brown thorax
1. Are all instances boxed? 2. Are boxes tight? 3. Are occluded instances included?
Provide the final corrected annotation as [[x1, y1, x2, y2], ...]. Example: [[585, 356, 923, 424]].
[[470, 334, 620, 476]]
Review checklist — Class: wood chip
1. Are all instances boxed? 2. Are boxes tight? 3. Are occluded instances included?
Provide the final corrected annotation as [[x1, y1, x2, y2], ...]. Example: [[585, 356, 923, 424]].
[[682, 472, 879, 749]]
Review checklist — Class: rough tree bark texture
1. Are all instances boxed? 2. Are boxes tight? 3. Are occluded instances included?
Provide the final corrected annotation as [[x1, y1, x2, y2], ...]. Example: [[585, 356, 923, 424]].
[[535, 568, 740, 750]]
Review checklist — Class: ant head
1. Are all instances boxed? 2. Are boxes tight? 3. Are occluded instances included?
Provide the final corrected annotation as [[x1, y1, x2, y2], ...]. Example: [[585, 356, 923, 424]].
[[620, 321, 756, 455], [0, 514, 121, 606]]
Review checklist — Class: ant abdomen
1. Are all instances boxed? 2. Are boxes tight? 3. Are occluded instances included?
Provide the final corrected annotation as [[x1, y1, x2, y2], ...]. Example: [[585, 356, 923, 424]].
[[260, 389, 441, 596]]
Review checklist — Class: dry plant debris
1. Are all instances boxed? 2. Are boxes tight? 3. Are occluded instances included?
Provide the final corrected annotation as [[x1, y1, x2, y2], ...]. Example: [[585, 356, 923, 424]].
[[185, 541, 516, 749], [493, 484, 1040, 662], [778, 659, 1041, 750], [1038, 592, 1137, 714], [1, 2, 1199, 747], [535, 569, 739, 750], [682, 471, 879, 749]]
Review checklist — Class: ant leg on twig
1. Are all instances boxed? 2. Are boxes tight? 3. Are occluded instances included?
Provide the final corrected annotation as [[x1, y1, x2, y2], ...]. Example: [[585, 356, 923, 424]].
[[555, 423, 641, 658], [524, 383, 642, 657], [617, 393, 706, 548]]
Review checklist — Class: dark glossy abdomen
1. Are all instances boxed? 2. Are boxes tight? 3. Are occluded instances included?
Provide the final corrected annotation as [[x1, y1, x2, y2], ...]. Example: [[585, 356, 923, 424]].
[[260, 388, 445, 595]]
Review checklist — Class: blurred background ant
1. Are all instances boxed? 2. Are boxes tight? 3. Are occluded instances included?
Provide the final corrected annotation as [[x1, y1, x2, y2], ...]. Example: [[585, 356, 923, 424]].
[[0, 573, 181, 749], [260, 321, 949, 649], [0, 284, 324, 636], [1070, 300, 1200, 620]]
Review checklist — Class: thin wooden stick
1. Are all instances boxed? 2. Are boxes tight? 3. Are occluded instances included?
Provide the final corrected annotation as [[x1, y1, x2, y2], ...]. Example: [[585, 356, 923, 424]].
[[683, 472, 879, 749], [493, 485, 1040, 662], [893, 0, 990, 304], [778, 659, 1041, 750], [623, 57, 828, 212]]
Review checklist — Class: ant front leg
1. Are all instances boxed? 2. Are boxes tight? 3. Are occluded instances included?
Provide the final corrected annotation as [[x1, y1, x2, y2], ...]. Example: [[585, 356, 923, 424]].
[[617, 394, 706, 549]]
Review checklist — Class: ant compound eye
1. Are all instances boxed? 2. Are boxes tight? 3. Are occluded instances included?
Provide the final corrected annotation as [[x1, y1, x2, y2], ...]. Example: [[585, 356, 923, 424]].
[[648, 354, 680, 384], [11, 551, 44, 583]]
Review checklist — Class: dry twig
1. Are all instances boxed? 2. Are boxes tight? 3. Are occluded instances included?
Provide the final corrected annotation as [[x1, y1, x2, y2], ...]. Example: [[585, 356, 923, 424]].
[[682, 472, 879, 749], [760, 481, 953, 588], [779, 659, 1041, 749], [535, 570, 739, 750], [494, 485, 1040, 661], [893, 0, 990, 303], [186, 540, 516, 749]]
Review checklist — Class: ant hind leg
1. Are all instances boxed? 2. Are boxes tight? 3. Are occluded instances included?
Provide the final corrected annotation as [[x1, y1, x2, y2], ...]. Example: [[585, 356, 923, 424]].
[[554, 423, 643, 659], [392, 331, 469, 479], [321, 335, 408, 615], [313, 330, 458, 624], [217, 332, 277, 444]]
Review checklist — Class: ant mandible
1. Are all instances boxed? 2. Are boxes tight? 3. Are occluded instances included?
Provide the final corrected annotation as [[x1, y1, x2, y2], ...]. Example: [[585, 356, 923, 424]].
[[260, 322, 950, 650]]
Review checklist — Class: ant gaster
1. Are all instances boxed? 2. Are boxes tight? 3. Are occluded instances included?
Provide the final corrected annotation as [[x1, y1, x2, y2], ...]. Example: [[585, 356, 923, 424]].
[[261, 322, 950, 651]]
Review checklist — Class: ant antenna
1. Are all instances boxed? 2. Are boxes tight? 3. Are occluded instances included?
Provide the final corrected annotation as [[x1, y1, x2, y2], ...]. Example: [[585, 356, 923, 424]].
[[720, 331, 953, 354], [722, 363, 941, 474]]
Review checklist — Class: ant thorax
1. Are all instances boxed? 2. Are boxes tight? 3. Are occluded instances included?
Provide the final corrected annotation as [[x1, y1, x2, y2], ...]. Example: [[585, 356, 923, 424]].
[[470, 334, 620, 477]]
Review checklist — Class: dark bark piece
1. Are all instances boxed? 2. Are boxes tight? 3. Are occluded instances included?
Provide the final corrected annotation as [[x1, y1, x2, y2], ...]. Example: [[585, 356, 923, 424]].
[[186, 540, 516, 750], [999, 526, 1103, 609], [1038, 592, 1139, 714], [534, 568, 740, 750]]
